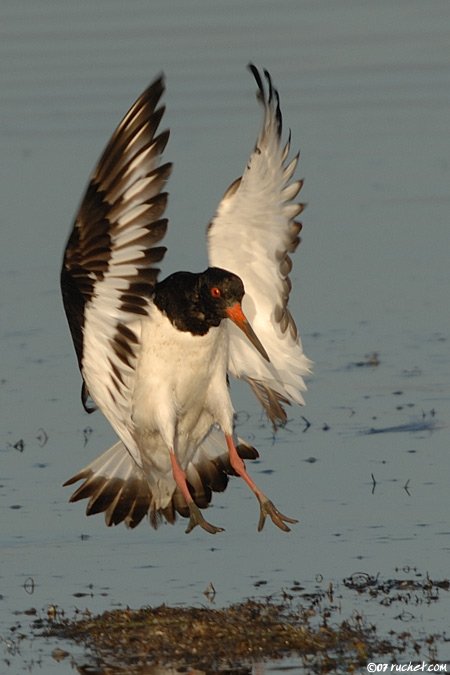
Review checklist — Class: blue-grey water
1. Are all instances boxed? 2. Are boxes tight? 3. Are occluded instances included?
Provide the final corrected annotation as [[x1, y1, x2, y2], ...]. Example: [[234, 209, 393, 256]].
[[1, 1, 449, 672]]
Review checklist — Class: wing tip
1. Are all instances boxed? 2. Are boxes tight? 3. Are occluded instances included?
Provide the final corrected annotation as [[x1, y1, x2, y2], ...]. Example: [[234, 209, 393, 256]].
[[247, 62, 264, 102], [247, 63, 282, 136]]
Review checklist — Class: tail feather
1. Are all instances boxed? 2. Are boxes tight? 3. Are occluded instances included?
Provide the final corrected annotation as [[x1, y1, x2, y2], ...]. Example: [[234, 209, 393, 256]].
[[64, 429, 258, 530], [64, 440, 153, 527], [86, 477, 123, 516], [125, 478, 154, 528], [105, 478, 144, 526]]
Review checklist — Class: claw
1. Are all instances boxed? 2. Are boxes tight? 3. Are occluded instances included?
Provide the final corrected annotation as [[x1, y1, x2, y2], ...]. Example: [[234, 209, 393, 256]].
[[257, 499, 298, 533], [185, 503, 224, 535], [224, 433, 298, 533]]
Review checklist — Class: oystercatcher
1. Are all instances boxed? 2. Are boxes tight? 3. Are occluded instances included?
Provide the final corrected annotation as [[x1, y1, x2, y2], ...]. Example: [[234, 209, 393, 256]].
[[61, 65, 312, 534]]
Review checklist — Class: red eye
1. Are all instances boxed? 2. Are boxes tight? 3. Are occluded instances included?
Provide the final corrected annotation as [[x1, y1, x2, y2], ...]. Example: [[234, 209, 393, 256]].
[[211, 287, 221, 298]]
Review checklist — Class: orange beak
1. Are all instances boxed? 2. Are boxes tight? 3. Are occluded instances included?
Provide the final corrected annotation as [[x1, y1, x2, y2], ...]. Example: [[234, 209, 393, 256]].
[[226, 303, 270, 362]]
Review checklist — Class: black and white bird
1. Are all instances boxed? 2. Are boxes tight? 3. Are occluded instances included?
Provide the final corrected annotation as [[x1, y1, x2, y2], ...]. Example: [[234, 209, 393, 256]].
[[61, 65, 312, 534]]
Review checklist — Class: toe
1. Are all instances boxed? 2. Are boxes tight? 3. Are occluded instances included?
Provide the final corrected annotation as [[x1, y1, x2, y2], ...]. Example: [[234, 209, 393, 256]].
[[258, 499, 298, 533], [185, 503, 224, 534]]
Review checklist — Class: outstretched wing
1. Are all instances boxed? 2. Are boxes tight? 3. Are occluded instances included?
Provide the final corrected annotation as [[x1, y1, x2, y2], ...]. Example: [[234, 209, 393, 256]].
[[61, 75, 171, 459], [207, 65, 312, 427]]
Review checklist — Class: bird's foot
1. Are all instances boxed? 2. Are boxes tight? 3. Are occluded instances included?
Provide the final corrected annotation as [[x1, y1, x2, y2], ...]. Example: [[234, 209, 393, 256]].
[[257, 498, 298, 533], [185, 502, 224, 535]]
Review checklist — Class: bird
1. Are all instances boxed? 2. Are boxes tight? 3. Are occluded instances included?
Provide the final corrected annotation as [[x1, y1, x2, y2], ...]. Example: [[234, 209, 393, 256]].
[[60, 64, 312, 534]]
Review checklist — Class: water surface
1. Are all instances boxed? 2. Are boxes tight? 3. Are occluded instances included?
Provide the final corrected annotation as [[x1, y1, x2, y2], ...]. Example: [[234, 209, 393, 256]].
[[1, 0, 449, 672]]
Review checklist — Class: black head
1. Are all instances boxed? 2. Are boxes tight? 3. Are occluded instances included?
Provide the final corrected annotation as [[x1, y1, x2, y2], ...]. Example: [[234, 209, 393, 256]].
[[154, 266, 269, 361], [197, 267, 245, 322]]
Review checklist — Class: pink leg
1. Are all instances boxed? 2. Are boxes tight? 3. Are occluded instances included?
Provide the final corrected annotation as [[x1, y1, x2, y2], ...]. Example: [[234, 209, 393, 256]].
[[225, 434, 298, 532], [169, 449, 224, 534]]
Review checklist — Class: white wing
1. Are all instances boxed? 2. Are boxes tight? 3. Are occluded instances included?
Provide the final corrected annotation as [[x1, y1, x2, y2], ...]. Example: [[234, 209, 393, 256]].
[[207, 65, 312, 427], [61, 76, 171, 464]]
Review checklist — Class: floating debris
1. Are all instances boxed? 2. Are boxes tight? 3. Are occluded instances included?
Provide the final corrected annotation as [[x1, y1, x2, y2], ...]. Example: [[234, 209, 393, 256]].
[[46, 599, 391, 672], [343, 572, 449, 601], [203, 582, 216, 602], [11, 439, 25, 453], [82, 426, 93, 447], [36, 427, 48, 447], [301, 416, 311, 432], [349, 352, 380, 368], [343, 572, 379, 591], [41, 573, 449, 673], [51, 648, 69, 662], [23, 577, 35, 595]]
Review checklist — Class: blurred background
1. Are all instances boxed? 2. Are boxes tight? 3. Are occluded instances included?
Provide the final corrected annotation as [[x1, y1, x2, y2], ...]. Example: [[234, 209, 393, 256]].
[[1, 1, 449, 671]]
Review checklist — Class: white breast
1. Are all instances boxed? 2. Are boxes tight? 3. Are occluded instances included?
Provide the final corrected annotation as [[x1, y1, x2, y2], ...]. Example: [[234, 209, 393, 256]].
[[131, 306, 234, 470]]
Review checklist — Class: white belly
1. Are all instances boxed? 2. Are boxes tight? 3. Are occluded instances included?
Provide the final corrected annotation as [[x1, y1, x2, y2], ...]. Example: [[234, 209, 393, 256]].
[[132, 307, 234, 472]]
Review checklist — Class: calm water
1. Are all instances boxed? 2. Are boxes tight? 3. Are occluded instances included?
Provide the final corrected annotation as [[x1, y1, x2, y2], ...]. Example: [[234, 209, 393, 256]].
[[1, 1, 449, 672]]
